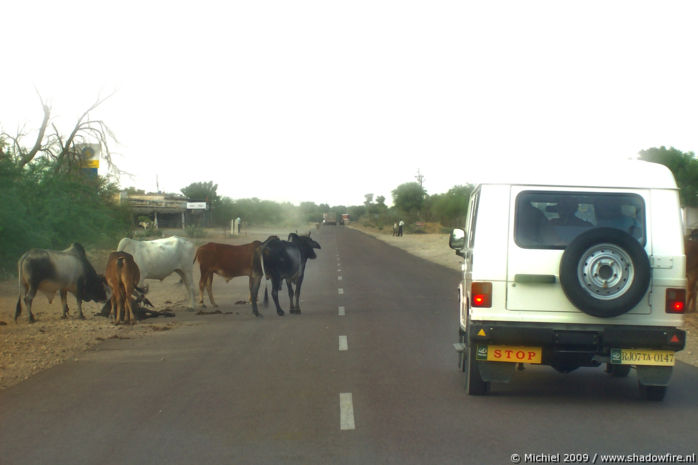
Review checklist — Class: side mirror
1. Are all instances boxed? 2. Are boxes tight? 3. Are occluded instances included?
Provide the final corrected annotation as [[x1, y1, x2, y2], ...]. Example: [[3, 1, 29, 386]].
[[449, 228, 466, 252]]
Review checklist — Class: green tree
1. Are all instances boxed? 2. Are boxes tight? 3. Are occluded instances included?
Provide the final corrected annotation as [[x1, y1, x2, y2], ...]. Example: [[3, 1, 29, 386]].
[[392, 182, 426, 214], [181, 181, 220, 203], [429, 184, 473, 227], [212, 197, 236, 226], [639, 146, 698, 207]]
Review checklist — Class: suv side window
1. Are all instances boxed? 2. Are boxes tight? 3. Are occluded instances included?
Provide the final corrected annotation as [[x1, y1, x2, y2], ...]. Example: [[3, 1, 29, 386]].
[[515, 191, 645, 249]]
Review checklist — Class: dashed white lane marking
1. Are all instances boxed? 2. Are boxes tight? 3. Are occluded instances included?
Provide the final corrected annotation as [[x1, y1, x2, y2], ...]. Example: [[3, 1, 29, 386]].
[[339, 393, 355, 430], [339, 335, 348, 351], [338, 288, 344, 295], [338, 276, 343, 281], [338, 306, 345, 316]]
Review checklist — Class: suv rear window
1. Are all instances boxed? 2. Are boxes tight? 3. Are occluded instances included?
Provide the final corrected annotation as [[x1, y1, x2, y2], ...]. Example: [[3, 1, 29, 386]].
[[515, 191, 645, 249]]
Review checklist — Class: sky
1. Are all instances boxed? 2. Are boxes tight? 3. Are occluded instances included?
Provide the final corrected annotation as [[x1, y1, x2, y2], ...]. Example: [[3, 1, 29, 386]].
[[2, 1, 698, 207]]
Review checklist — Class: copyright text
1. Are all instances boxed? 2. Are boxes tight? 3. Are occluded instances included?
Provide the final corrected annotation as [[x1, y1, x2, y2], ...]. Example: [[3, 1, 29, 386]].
[[509, 452, 696, 464]]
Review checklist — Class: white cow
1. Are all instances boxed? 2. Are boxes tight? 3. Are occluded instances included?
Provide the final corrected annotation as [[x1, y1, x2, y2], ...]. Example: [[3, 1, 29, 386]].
[[117, 236, 196, 310]]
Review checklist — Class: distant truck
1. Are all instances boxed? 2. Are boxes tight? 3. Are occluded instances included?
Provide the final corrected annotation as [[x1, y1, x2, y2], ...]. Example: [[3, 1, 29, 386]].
[[323, 212, 337, 225]]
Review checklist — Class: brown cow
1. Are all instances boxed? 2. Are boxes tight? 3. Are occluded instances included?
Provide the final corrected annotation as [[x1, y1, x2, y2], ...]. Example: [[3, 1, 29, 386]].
[[194, 241, 265, 313], [686, 238, 698, 312], [105, 251, 142, 325]]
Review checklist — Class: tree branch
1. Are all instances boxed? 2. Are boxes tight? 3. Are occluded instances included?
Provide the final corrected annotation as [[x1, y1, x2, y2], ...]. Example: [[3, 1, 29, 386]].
[[18, 92, 51, 168], [55, 93, 115, 172]]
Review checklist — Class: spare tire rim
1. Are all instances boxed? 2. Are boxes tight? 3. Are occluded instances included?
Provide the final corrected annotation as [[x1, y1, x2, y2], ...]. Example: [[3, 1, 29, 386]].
[[577, 243, 634, 300]]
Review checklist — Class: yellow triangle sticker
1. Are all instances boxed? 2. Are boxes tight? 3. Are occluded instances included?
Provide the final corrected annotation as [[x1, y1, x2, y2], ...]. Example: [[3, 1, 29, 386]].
[[477, 329, 487, 337]]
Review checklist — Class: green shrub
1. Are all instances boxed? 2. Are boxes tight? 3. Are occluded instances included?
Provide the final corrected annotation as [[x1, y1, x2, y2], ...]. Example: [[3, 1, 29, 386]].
[[184, 225, 207, 239], [0, 158, 130, 274]]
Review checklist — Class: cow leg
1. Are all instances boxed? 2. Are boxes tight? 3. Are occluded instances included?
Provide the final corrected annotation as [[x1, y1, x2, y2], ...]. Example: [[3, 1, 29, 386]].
[[206, 273, 218, 307], [19, 286, 37, 323], [272, 278, 285, 316], [60, 290, 70, 319], [198, 272, 217, 307], [198, 272, 207, 307], [75, 295, 86, 320], [113, 290, 122, 325], [76, 300, 86, 319], [109, 296, 117, 322], [176, 269, 196, 310], [249, 274, 262, 317], [118, 289, 126, 324], [124, 287, 136, 325], [292, 274, 304, 314], [286, 279, 296, 312]]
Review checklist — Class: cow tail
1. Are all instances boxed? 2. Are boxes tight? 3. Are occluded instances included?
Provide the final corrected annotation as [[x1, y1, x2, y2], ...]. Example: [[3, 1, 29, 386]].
[[259, 247, 267, 279], [260, 247, 269, 307], [16, 260, 24, 319]]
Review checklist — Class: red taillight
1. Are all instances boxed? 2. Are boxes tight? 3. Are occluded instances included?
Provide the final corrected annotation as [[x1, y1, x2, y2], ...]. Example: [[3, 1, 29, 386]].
[[471, 282, 492, 308], [666, 288, 686, 314]]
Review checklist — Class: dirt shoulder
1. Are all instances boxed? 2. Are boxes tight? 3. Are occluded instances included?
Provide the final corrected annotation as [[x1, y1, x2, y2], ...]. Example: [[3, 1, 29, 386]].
[[349, 224, 698, 368], [0, 228, 277, 390]]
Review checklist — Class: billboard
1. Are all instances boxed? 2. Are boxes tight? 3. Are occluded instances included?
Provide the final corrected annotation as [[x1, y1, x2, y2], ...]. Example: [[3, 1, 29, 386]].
[[79, 144, 100, 177]]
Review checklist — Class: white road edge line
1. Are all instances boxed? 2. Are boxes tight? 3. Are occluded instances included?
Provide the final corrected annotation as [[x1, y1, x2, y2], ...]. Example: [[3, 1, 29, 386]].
[[338, 306, 345, 316], [339, 393, 355, 430], [339, 335, 348, 351]]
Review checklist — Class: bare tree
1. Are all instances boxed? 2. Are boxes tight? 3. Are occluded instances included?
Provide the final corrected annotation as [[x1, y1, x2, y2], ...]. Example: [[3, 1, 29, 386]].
[[2, 90, 117, 173]]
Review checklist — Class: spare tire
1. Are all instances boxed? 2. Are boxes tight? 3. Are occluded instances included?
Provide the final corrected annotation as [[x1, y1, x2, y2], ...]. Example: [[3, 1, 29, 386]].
[[559, 228, 650, 318]]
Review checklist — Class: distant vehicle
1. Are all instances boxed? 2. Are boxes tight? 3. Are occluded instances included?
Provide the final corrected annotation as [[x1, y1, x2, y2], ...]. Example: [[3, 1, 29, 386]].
[[323, 213, 337, 225], [341, 213, 350, 225]]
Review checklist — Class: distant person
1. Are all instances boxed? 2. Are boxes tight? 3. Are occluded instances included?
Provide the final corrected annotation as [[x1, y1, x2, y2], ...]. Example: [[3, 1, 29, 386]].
[[392, 222, 399, 236], [398, 219, 405, 237]]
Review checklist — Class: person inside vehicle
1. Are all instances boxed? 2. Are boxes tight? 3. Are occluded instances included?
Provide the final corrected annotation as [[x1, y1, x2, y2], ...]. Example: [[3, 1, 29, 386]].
[[595, 200, 641, 239], [551, 197, 593, 227]]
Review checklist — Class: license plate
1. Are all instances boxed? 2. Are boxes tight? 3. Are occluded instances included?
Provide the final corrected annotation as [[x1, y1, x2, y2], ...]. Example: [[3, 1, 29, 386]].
[[476, 345, 542, 364], [610, 348, 675, 366]]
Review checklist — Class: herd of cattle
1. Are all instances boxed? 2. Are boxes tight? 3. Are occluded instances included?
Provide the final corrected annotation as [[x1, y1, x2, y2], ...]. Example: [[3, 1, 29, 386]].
[[14, 233, 321, 324], [13, 233, 698, 324]]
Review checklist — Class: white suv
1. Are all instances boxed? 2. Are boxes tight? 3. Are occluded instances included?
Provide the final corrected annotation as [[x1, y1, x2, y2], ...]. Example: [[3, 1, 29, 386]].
[[449, 160, 687, 400]]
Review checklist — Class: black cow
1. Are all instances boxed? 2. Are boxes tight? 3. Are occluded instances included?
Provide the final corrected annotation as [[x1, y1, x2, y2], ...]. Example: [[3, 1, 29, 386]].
[[15, 243, 108, 323], [261, 233, 321, 316]]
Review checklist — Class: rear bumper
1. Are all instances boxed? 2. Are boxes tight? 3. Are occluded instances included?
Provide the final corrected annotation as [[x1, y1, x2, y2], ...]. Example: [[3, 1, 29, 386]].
[[468, 321, 686, 352]]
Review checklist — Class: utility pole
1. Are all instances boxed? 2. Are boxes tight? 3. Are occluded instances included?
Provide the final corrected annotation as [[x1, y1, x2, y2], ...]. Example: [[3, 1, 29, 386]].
[[415, 169, 424, 188]]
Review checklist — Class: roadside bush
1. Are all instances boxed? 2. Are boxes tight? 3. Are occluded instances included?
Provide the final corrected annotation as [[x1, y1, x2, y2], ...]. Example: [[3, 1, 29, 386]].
[[0, 158, 130, 275], [184, 225, 207, 239]]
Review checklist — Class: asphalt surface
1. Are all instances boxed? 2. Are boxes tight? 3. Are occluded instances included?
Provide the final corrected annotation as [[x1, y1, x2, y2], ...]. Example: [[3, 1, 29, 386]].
[[1, 227, 697, 465]]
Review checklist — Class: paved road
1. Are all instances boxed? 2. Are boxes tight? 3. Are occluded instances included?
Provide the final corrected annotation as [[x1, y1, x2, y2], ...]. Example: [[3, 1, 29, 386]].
[[1, 227, 697, 465]]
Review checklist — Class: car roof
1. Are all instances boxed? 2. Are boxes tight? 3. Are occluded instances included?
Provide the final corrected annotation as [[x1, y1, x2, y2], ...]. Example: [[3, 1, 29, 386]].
[[475, 160, 678, 190]]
